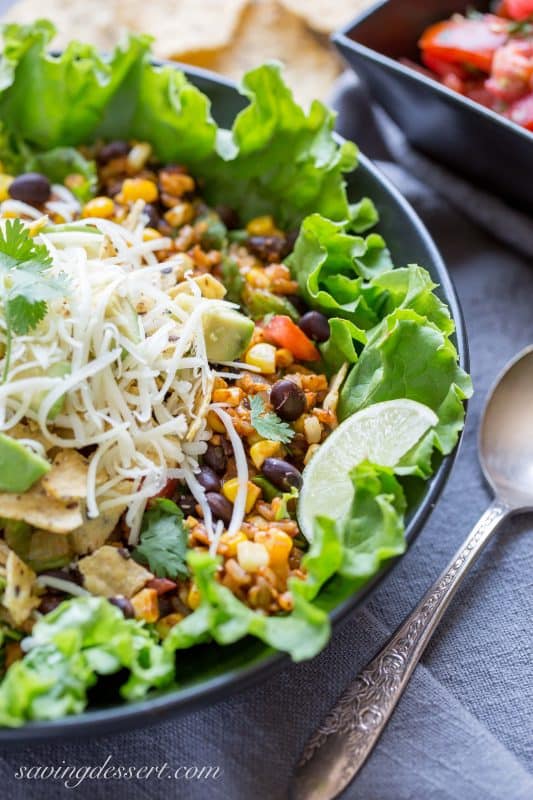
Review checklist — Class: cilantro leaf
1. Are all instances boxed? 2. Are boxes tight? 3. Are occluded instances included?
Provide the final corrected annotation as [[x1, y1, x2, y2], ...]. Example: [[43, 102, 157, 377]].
[[133, 498, 189, 579], [249, 395, 295, 443], [0, 219, 69, 381]]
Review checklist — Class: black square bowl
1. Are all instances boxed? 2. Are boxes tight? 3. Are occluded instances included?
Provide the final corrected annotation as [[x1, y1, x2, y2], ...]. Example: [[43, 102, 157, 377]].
[[333, 0, 533, 215]]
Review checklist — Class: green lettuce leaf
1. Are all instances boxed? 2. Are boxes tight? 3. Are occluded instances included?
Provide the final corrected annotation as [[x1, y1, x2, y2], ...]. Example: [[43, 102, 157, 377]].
[[338, 309, 472, 463], [0, 597, 174, 725], [335, 462, 407, 580], [0, 24, 357, 227]]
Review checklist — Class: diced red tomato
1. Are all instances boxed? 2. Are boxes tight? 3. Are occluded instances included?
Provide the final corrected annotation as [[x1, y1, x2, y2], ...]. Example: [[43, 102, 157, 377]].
[[507, 92, 533, 128], [262, 315, 320, 361], [505, 0, 533, 21], [148, 478, 179, 502], [486, 39, 533, 101], [419, 16, 509, 73]]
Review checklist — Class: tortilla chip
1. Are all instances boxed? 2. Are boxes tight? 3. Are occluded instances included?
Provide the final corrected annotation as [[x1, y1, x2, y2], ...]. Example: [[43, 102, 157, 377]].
[[2, 0, 126, 50], [42, 450, 89, 503], [279, 0, 376, 34], [69, 508, 124, 556], [117, 0, 249, 59], [0, 485, 83, 534], [77, 545, 152, 598], [171, 1, 342, 105], [6, 422, 51, 452], [3, 550, 40, 626]]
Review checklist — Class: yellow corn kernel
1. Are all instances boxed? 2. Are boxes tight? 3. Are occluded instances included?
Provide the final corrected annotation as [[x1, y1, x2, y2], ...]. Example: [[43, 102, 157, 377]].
[[258, 528, 293, 567], [218, 530, 248, 557], [142, 226, 161, 241], [250, 439, 282, 469], [246, 431, 263, 447], [236, 540, 270, 572], [207, 409, 227, 434], [303, 415, 322, 444], [246, 215, 276, 236], [304, 443, 320, 465], [212, 387, 243, 406], [130, 588, 159, 623], [120, 177, 158, 204], [164, 202, 194, 227], [28, 216, 49, 237], [187, 582, 201, 610], [245, 267, 270, 289], [275, 348, 294, 368], [193, 273, 226, 299], [82, 196, 115, 219], [222, 478, 261, 514], [245, 343, 277, 374], [155, 612, 184, 639], [0, 174, 13, 202], [293, 414, 307, 434], [127, 142, 152, 172]]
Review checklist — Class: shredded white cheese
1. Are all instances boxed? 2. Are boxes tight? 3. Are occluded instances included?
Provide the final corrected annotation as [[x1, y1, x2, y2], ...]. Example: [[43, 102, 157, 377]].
[[0, 216, 234, 538], [211, 406, 248, 537]]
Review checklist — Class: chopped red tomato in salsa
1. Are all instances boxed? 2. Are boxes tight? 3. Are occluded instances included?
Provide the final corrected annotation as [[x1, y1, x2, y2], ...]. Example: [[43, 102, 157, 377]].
[[418, 6, 533, 131]]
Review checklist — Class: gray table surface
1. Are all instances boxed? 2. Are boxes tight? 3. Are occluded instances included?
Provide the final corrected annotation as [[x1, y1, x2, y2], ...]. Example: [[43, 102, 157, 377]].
[[0, 6, 532, 798]]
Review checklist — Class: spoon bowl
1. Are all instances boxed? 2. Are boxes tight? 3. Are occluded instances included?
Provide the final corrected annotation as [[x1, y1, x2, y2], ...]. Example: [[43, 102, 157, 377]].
[[480, 345, 533, 510]]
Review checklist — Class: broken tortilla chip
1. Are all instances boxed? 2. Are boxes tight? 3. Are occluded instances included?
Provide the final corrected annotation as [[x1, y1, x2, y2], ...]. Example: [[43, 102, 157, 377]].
[[279, 0, 376, 34], [69, 508, 124, 556], [2, 0, 126, 50], [117, 0, 249, 60], [169, 1, 342, 106], [77, 545, 152, 598], [42, 450, 89, 504], [0, 485, 83, 534], [3, 550, 40, 626]]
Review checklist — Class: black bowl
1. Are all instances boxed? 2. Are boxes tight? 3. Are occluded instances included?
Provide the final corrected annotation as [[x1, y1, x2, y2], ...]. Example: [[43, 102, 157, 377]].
[[0, 63, 468, 747], [333, 0, 533, 215]]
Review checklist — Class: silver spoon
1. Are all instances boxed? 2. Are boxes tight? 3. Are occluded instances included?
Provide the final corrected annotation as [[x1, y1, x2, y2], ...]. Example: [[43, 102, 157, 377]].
[[290, 345, 533, 800]]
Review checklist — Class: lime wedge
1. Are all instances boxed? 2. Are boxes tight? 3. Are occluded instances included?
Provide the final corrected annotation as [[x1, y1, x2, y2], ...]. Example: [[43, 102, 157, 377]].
[[297, 399, 438, 540]]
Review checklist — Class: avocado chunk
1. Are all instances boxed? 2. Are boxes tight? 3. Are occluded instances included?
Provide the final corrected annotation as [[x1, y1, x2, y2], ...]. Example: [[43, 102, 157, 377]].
[[202, 308, 254, 362], [26, 530, 72, 572], [0, 434, 50, 492], [29, 361, 71, 420], [2, 519, 32, 560]]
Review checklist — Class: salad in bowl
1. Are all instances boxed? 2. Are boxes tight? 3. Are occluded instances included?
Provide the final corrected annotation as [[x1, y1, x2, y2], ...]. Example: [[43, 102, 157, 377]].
[[0, 21, 471, 727]]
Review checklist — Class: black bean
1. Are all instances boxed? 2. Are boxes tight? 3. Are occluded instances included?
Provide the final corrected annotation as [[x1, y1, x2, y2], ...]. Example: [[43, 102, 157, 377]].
[[158, 594, 175, 617], [203, 443, 227, 474], [247, 235, 287, 263], [285, 293, 309, 316], [9, 172, 51, 205], [97, 140, 130, 165], [38, 594, 65, 615], [270, 380, 306, 422], [109, 596, 135, 619], [215, 205, 240, 230], [283, 229, 299, 255], [206, 492, 233, 525], [196, 466, 221, 493], [178, 493, 197, 516], [262, 458, 302, 492], [298, 311, 330, 343], [144, 203, 160, 228]]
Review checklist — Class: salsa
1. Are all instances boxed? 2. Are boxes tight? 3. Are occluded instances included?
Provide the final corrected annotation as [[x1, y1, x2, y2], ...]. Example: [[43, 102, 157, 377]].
[[417, 2, 533, 130]]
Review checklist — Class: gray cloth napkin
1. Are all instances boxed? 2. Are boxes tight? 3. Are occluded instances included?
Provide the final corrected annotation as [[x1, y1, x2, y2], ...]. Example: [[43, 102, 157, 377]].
[[0, 26, 532, 799]]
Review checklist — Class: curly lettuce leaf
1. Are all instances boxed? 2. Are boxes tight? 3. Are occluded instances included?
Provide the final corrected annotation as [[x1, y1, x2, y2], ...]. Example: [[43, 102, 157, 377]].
[[335, 462, 407, 580], [339, 309, 472, 465], [0, 24, 357, 227], [0, 597, 174, 725]]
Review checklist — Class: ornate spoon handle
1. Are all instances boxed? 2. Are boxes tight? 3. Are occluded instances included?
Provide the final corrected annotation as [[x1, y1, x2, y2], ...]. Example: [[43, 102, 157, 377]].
[[291, 499, 510, 800]]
